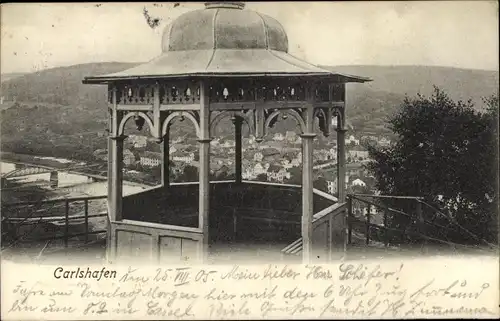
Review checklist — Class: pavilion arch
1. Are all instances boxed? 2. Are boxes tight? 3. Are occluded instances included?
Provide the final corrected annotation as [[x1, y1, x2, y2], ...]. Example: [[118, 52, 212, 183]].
[[118, 112, 155, 137], [209, 110, 254, 137], [263, 109, 306, 138], [314, 108, 332, 137], [162, 111, 201, 138]]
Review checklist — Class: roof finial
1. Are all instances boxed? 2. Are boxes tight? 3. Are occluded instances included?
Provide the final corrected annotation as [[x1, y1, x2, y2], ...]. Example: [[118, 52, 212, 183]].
[[205, 2, 245, 10]]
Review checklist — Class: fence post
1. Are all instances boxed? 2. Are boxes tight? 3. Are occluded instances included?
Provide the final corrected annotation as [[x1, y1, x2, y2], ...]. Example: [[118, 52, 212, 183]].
[[84, 199, 89, 244], [416, 200, 427, 254], [383, 210, 388, 248], [64, 199, 69, 248], [366, 204, 371, 245], [347, 196, 353, 245], [232, 208, 238, 242]]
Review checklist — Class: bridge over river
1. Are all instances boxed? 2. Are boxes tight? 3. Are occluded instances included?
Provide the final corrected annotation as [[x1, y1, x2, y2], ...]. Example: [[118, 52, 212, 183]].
[[0, 153, 149, 201], [1, 156, 150, 261]]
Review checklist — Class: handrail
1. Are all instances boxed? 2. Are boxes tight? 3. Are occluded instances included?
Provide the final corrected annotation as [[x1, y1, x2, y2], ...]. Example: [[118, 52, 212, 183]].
[[313, 202, 345, 227], [345, 194, 496, 251], [119, 219, 202, 234], [281, 202, 347, 256], [2, 194, 107, 207], [349, 194, 457, 233], [2, 195, 109, 251], [349, 193, 424, 200], [349, 194, 412, 218], [3, 211, 107, 223]]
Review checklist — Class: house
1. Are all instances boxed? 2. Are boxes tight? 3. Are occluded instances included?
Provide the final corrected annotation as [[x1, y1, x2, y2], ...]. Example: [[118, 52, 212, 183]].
[[169, 145, 178, 154], [172, 152, 195, 164], [171, 162, 185, 176], [210, 138, 221, 147], [327, 179, 337, 194], [211, 164, 231, 177], [221, 140, 235, 148], [285, 131, 298, 142], [327, 148, 337, 161], [348, 149, 369, 161], [140, 151, 162, 167], [289, 151, 302, 166], [379, 137, 391, 147], [346, 162, 367, 177], [291, 158, 301, 167], [352, 178, 366, 187], [129, 135, 148, 148], [314, 149, 330, 162], [282, 151, 297, 161], [253, 163, 264, 175], [273, 133, 285, 141], [242, 165, 256, 180], [346, 135, 360, 146], [254, 152, 264, 162], [123, 149, 136, 166], [280, 157, 295, 169], [261, 147, 281, 161], [267, 167, 290, 183]]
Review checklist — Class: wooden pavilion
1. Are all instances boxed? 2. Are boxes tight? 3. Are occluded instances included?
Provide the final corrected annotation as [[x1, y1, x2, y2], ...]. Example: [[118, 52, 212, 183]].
[[83, 2, 370, 263]]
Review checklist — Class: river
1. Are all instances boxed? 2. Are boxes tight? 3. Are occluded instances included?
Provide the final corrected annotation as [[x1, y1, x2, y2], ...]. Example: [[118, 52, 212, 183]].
[[1, 160, 147, 200]]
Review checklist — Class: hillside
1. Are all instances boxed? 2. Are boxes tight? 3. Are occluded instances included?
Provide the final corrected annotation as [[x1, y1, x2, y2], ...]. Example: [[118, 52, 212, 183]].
[[323, 65, 499, 108], [325, 65, 499, 135], [1, 63, 498, 160], [1, 62, 137, 106], [1, 73, 25, 83]]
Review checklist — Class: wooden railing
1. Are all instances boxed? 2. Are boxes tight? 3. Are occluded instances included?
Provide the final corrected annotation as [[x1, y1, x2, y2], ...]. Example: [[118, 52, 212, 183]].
[[281, 202, 347, 258], [122, 181, 336, 226], [346, 194, 497, 252], [1, 195, 108, 250]]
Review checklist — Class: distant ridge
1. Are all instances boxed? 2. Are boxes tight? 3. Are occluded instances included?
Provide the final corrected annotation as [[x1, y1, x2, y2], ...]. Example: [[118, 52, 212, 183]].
[[320, 65, 499, 108], [1, 72, 25, 83], [1, 63, 498, 146]]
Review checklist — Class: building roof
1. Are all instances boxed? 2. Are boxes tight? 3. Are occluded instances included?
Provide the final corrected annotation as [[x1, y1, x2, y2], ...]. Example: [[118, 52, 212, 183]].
[[83, 2, 370, 84], [141, 151, 162, 158], [267, 164, 282, 172], [261, 147, 280, 156]]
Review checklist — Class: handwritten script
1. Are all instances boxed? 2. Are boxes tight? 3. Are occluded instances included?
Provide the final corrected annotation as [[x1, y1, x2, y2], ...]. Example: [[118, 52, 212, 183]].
[[2, 257, 498, 319]]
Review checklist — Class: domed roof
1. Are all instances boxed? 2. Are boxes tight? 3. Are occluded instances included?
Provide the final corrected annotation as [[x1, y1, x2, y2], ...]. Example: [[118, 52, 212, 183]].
[[162, 2, 288, 53], [83, 2, 370, 84]]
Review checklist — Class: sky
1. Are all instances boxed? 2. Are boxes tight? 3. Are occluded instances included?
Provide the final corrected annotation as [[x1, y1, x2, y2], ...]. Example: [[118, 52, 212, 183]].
[[1, 1, 498, 74]]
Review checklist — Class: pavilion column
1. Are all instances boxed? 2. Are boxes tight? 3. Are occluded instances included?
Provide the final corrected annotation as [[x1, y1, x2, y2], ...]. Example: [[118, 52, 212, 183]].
[[198, 81, 211, 262], [161, 133, 170, 187], [108, 88, 124, 222], [109, 135, 124, 222], [106, 87, 124, 262], [301, 104, 316, 263], [337, 126, 347, 203], [234, 117, 243, 183]]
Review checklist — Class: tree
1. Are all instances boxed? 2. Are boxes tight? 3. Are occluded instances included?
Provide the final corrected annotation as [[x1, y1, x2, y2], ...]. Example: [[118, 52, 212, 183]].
[[256, 173, 267, 182], [177, 165, 198, 182], [287, 166, 302, 185], [314, 177, 328, 192], [367, 87, 498, 244]]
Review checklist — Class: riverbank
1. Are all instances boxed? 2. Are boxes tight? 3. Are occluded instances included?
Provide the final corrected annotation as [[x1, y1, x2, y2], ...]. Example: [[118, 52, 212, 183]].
[[1, 151, 155, 188]]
